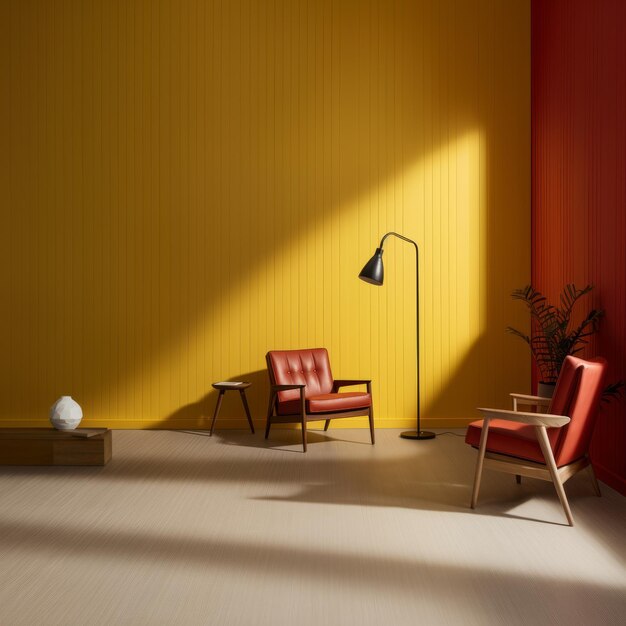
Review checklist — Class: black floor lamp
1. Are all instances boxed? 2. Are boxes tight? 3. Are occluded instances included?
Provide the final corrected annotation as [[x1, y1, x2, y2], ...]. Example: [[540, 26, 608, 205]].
[[359, 232, 435, 440]]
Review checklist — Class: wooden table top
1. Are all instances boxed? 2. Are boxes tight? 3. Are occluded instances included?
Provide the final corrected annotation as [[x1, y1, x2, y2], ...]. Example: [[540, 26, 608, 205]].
[[212, 382, 251, 391], [0, 428, 109, 440]]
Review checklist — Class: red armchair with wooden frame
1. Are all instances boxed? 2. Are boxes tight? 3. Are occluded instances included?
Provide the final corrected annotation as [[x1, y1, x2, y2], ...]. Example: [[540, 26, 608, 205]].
[[466, 355, 606, 526], [265, 348, 374, 452]]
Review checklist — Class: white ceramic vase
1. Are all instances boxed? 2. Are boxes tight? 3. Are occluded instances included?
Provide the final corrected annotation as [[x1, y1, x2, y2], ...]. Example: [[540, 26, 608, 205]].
[[50, 396, 83, 430]]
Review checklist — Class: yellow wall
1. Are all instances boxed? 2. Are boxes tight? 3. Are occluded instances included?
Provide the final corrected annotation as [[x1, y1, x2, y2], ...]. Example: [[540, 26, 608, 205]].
[[0, 0, 530, 430]]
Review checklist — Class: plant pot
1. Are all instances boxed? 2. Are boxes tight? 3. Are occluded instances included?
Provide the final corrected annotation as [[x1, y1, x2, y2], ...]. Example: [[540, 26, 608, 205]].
[[50, 396, 83, 430], [537, 382, 556, 399]]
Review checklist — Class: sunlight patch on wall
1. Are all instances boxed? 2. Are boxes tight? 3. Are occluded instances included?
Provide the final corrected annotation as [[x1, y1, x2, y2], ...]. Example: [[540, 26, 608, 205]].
[[111, 128, 493, 425]]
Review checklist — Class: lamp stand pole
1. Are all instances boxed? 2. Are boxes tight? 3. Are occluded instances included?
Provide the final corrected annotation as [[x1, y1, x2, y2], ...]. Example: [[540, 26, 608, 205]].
[[378, 233, 435, 441]]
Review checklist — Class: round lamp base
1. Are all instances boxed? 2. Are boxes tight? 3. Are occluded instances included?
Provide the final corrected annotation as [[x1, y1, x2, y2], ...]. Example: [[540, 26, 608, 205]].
[[400, 430, 436, 440]]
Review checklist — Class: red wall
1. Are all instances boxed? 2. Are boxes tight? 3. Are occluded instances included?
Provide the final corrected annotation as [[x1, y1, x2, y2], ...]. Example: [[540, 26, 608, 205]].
[[532, 0, 626, 495]]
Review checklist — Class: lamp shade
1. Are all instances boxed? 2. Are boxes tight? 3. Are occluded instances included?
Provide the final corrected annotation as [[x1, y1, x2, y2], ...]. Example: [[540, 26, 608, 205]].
[[358, 247, 384, 285]]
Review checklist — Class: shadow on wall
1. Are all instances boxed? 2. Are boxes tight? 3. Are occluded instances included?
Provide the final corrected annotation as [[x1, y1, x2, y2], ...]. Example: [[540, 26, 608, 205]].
[[1, 0, 529, 425], [169, 335, 513, 429], [168, 370, 268, 424]]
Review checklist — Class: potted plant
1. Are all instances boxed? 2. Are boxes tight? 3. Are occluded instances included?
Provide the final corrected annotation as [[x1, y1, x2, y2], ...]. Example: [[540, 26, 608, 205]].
[[507, 284, 613, 397]]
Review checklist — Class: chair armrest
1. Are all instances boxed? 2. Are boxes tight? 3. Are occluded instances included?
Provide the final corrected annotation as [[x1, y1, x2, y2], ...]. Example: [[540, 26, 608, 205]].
[[510, 393, 550, 405], [269, 384, 306, 418], [271, 384, 306, 391], [332, 379, 371, 391], [477, 407, 570, 428], [510, 392, 550, 409]]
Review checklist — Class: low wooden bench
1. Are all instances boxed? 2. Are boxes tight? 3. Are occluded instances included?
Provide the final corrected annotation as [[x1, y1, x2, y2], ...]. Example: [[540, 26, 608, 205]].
[[0, 429, 112, 466]]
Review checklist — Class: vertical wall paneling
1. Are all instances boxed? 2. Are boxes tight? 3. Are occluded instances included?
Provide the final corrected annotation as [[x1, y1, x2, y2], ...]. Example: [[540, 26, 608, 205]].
[[2, 0, 530, 429], [532, 0, 626, 494]]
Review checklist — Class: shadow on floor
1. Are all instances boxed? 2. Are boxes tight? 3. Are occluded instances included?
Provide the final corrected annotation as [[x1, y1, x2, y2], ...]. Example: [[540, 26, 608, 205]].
[[0, 429, 611, 529], [0, 515, 623, 622]]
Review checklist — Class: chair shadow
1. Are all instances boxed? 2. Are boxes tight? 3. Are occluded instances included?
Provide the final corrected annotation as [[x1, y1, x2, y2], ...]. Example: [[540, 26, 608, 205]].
[[190, 429, 616, 527], [180, 428, 347, 454]]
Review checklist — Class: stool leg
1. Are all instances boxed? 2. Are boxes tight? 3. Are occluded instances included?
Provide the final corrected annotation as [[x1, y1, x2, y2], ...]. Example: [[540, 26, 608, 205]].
[[210, 390, 225, 436], [240, 390, 255, 434]]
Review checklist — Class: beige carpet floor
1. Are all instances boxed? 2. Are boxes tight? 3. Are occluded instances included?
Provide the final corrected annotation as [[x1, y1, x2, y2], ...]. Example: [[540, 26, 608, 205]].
[[1, 428, 625, 625]]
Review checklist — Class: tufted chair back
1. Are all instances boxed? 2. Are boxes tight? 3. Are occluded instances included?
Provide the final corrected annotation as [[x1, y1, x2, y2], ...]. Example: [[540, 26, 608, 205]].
[[266, 348, 334, 406]]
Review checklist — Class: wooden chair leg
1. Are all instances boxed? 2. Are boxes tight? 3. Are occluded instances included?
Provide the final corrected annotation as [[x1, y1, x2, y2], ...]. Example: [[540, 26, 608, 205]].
[[588, 463, 602, 497], [210, 390, 225, 436], [536, 426, 574, 526], [471, 418, 490, 509], [366, 383, 375, 445], [301, 418, 307, 452], [324, 420, 331, 431], [264, 392, 275, 439], [515, 474, 522, 484], [300, 393, 307, 452]]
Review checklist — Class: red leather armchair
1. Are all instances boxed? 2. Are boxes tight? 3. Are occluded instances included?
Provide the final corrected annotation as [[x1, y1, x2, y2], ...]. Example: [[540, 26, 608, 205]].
[[265, 348, 374, 452], [466, 355, 607, 526]]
